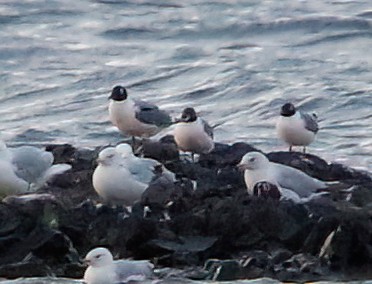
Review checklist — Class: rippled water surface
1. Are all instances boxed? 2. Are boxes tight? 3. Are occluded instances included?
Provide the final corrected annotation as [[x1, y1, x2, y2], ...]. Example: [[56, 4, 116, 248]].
[[0, 0, 371, 170]]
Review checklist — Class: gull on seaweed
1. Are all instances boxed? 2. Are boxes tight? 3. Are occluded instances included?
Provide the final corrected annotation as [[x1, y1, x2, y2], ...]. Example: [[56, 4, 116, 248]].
[[0, 141, 71, 197], [92, 147, 148, 206], [84, 247, 154, 284], [108, 85, 172, 146], [237, 151, 327, 203], [276, 102, 319, 153], [174, 107, 214, 161]]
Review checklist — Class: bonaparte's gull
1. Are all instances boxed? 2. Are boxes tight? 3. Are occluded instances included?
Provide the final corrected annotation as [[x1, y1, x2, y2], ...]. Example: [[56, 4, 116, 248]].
[[276, 103, 319, 153], [108, 85, 172, 142], [84, 247, 154, 284], [253, 181, 281, 200], [174, 107, 214, 158]]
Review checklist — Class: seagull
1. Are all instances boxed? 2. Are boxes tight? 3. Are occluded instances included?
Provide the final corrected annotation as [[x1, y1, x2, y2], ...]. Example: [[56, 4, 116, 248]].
[[237, 151, 327, 201], [0, 160, 29, 198], [108, 85, 172, 145], [276, 102, 319, 153], [115, 143, 176, 184], [92, 147, 148, 206], [84, 247, 154, 284], [174, 107, 214, 160], [253, 181, 281, 200], [0, 141, 71, 196]]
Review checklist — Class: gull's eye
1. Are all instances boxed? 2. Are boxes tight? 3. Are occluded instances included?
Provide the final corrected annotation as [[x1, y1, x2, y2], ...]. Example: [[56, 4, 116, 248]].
[[95, 254, 102, 259], [107, 154, 115, 159], [249, 157, 256, 162]]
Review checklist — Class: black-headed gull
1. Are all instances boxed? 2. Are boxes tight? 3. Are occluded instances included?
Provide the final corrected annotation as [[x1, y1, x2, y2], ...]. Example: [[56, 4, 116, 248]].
[[108, 85, 172, 144], [276, 102, 319, 153], [174, 107, 214, 159]]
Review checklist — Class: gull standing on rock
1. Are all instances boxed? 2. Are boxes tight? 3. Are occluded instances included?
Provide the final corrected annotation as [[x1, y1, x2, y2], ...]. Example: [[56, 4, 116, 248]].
[[92, 147, 148, 206], [84, 247, 154, 284], [237, 151, 327, 202], [276, 102, 319, 153], [108, 85, 172, 144], [174, 107, 214, 160]]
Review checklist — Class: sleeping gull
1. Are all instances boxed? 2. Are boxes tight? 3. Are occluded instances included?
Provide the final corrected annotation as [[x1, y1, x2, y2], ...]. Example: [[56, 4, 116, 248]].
[[0, 141, 71, 196], [84, 247, 154, 284], [174, 107, 214, 160], [115, 143, 176, 184], [276, 102, 319, 153], [108, 85, 172, 144], [237, 151, 327, 202], [92, 147, 148, 206]]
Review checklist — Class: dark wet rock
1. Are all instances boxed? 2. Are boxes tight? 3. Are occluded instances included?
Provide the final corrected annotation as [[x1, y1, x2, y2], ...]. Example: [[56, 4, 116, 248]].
[[148, 236, 218, 254], [141, 136, 179, 162], [204, 259, 241, 281], [270, 248, 293, 265], [267, 151, 372, 184], [199, 142, 260, 168], [267, 151, 330, 180], [275, 253, 330, 282], [141, 174, 176, 206], [0, 142, 372, 282], [0, 259, 53, 279]]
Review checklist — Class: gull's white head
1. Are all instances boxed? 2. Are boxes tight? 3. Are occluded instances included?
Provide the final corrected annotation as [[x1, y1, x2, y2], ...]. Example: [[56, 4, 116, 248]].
[[97, 147, 122, 166], [115, 143, 133, 158], [237, 151, 269, 171], [84, 247, 114, 268]]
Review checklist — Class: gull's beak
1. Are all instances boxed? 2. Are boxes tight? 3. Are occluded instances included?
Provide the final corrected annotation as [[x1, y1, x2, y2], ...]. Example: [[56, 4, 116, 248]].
[[237, 163, 247, 171], [175, 116, 188, 123], [83, 258, 90, 266]]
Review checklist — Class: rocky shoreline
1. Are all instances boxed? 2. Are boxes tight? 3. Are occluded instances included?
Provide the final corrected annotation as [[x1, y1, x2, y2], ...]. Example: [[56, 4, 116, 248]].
[[1, 137, 372, 282]]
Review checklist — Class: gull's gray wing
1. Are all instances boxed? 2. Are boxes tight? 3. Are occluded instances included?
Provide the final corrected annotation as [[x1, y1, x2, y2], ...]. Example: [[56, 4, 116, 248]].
[[134, 99, 172, 127], [300, 112, 319, 133], [115, 260, 154, 282], [11, 146, 53, 184], [125, 159, 156, 184], [202, 119, 213, 139], [273, 163, 326, 197]]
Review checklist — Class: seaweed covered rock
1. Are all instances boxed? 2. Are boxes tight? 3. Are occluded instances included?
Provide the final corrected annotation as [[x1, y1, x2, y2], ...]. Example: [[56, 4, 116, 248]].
[[0, 140, 371, 281]]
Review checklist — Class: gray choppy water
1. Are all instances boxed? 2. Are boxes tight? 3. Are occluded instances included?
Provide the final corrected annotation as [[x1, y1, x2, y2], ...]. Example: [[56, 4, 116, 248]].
[[0, 0, 371, 171]]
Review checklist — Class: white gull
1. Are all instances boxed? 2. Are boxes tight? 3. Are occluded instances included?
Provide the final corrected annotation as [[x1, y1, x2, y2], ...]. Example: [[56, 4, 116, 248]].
[[84, 247, 154, 284], [238, 151, 327, 202], [92, 147, 148, 206]]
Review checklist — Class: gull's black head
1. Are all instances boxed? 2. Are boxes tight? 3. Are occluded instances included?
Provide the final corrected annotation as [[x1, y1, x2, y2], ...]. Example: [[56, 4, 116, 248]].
[[109, 85, 128, 101], [280, 103, 296, 117], [253, 181, 281, 200], [180, 107, 197, 123]]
